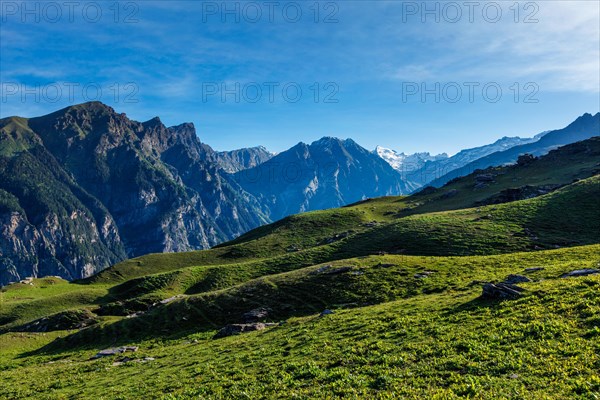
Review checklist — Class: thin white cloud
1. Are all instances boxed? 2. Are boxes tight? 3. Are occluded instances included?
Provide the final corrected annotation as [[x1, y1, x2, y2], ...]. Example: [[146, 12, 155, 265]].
[[384, 1, 600, 93]]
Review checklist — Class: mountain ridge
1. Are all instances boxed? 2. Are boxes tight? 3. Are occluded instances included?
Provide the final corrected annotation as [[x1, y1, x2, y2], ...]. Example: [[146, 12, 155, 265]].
[[1, 103, 597, 285], [428, 112, 600, 187], [233, 136, 415, 221]]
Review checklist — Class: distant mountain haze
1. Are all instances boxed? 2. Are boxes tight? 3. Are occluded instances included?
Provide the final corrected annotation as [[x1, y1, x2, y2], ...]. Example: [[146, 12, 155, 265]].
[[234, 137, 416, 221], [373, 146, 448, 172], [427, 112, 600, 188]]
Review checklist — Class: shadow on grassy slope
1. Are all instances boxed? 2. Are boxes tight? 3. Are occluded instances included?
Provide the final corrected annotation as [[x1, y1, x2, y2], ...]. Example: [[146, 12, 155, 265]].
[[23, 244, 600, 355]]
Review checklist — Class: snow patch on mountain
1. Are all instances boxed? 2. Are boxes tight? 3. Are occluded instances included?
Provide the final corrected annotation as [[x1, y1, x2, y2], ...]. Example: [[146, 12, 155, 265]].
[[374, 146, 448, 171]]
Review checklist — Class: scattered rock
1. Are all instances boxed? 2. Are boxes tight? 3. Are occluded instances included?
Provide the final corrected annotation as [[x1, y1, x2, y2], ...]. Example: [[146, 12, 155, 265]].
[[126, 311, 145, 319], [149, 295, 186, 309], [310, 265, 353, 275], [213, 323, 277, 339], [439, 189, 459, 199], [481, 283, 525, 300], [159, 294, 185, 305], [560, 269, 600, 278], [320, 309, 334, 316], [320, 231, 352, 244], [414, 271, 435, 279], [92, 346, 139, 359], [242, 307, 271, 323], [376, 263, 396, 268], [112, 356, 155, 366], [524, 267, 544, 273], [286, 244, 301, 252], [363, 221, 379, 228], [502, 274, 532, 284]]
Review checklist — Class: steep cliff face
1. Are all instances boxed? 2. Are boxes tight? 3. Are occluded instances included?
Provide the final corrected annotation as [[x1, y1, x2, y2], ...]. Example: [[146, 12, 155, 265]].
[[235, 137, 412, 221], [217, 146, 273, 173], [0, 140, 126, 285], [0, 102, 268, 285]]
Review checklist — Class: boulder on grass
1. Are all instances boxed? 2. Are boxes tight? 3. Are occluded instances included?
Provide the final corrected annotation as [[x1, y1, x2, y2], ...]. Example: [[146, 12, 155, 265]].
[[92, 346, 138, 359], [502, 274, 532, 284], [214, 323, 277, 339], [560, 269, 599, 278], [242, 307, 271, 323], [481, 283, 525, 300]]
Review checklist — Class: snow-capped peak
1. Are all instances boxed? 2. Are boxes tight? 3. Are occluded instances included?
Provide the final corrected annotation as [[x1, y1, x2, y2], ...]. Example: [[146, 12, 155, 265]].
[[374, 146, 448, 171], [374, 146, 407, 170]]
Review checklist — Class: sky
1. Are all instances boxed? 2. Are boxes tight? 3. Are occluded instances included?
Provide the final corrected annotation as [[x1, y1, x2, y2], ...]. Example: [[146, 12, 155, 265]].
[[1, 0, 599, 155]]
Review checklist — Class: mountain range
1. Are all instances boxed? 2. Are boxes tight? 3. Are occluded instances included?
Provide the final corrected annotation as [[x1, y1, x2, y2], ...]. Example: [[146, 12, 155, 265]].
[[373, 146, 448, 172], [233, 137, 415, 221], [0, 102, 598, 285], [217, 146, 273, 173], [0, 102, 268, 284], [2, 128, 599, 397], [378, 135, 542, 187], [427, 112, 600, 187]]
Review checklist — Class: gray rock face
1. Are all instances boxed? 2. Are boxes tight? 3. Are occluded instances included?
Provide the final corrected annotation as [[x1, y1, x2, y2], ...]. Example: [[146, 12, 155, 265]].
[[92, 346, 139, 359], [234, 137, 413, 221], [213, 322, 276, 338], [561, 269, 600, 278], [481, 283, 525, 300], [217, 146, 273, 173], [503, 274, 532, 284]]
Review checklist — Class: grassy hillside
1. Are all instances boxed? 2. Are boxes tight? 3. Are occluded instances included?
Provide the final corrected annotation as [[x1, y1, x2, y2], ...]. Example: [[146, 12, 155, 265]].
[[90, 138, 600, 285], [1, 246, 599, 399], [2, 174, 593, 334], [408, 136, 600, 213], [1, 139, 599, 398], [82, 174, 600, 296], [1, 174, 597, 330]]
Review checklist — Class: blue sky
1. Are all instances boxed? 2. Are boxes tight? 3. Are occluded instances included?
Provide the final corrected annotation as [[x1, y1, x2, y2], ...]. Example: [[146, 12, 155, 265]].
[[1, 1, 599, 155]]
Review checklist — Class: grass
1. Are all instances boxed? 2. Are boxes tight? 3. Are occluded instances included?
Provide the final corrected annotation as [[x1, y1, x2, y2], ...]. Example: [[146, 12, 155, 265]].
[[407, 136, 600, 214], [0, 150, 598, 398], [39, 244, 600, 346], [85, 174, 600, 299], [2, 175, 596, 333], [1, 264, 599, 399]]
